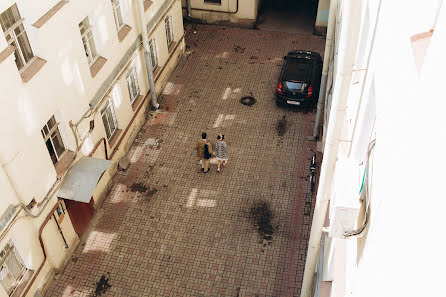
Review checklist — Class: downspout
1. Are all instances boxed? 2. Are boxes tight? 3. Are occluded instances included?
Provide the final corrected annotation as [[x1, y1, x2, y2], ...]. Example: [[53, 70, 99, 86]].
[[309, 0, 338, 140], [136, 0, 159, 109], [186, 0, 191, 17], [21, 200, 63, 297], [300, 0, 362, 296]]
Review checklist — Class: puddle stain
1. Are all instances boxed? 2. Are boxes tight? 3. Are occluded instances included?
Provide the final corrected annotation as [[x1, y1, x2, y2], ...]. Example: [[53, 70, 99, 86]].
[[93, 273, 111, 297], [249, 201, 274, 241], [130, 182, 147, 193], [276, 116, 288, 136]]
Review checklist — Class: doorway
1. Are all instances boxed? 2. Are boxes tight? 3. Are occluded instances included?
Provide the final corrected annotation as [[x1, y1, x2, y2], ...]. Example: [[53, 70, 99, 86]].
[[64, 198, 95, 237], [256, 0, 319, 34]]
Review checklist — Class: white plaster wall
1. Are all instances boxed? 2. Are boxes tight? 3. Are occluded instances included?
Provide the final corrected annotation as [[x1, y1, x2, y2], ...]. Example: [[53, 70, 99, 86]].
[[0, 167, 18, 213], [1, 1, 184, 296], [325, 1, 446, 297]]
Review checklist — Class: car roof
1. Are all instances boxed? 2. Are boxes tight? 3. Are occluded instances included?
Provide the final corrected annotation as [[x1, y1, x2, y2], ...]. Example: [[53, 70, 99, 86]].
[[283, 58, 312, 82]]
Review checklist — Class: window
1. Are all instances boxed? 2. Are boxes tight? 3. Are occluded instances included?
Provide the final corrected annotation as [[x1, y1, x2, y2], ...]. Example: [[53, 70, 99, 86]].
[[204, 0, 221, 3], [101, 100, 118, 141], [165, 15, 174, 48], [126, 66, 140, 103], [0, 241, 27, 295], [111, 0, 124, 32], [79, 17, 98, 65], [149, 38, 158, 69], [0, 4, 34, 70], [41, 116, 66, 165]]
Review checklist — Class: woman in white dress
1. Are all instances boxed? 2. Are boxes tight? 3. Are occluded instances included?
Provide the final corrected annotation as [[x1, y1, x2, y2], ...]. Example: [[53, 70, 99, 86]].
[[215, 134, 228, 173]]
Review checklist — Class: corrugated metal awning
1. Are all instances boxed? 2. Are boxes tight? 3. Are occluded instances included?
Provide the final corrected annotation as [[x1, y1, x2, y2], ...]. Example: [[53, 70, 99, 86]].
[[58, 157, 112, 203]]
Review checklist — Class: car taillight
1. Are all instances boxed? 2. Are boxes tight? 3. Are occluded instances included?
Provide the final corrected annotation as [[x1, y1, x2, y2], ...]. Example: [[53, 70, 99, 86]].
[[306, 85, 313, 97], [276, 82, 283, 95]]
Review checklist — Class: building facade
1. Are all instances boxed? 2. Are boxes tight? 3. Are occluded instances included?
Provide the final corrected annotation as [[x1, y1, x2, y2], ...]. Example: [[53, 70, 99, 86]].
[[0, 0, 184, 296], [302, 0, 445, 297]]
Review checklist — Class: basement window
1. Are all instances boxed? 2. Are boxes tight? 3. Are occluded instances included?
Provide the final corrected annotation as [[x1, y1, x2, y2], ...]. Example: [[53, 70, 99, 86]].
[[0, 241, 28, 296], [204, 0, 221, 4]]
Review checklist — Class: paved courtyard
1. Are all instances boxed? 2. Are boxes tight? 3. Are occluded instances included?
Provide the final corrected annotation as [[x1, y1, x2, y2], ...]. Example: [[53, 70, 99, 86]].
[[46, 24, 325, 297]]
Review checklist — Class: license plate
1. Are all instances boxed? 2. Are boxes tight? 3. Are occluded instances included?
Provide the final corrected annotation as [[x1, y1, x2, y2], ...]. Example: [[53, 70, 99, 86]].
[[287, 100, 300, 105]]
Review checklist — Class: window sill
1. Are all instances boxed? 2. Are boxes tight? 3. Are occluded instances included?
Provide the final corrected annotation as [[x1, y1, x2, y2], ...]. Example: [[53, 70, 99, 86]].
[[167, 41, 177, 53], [55, 150, 76, 178], [131, 95, 144, 111], [109, 129, 123, 148], [144, 0, 153, 11], [21, 57, 47, 83], [32, 0, 69, 28], [11, 269, 34, 297], [90, 56, 107, 78], [118, 25, 132, 42], [0, 45, 15, 64]]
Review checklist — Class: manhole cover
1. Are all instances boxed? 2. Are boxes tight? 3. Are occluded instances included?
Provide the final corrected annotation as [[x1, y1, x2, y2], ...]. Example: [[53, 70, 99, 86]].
[[240, 96, 256, 106]]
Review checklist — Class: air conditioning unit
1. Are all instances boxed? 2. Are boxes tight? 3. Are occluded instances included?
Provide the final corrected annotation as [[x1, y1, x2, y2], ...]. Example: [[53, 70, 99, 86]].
[[329, 158, 362, 238]]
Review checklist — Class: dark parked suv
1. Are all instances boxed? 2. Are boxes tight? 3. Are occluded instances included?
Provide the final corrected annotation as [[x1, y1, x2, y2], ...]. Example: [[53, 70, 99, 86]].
[[276, 50, 322, 108]]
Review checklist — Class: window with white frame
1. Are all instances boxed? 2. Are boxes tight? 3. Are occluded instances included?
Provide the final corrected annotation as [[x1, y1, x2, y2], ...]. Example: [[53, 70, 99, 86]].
[[79, 17, 98, 65], [41, 115, 66, 165], [165, 15, 174, 48], [0, 4, 34, 71], [111, 0, 124, 32], [126, 66, 140, 103], [101, 100, 118, 141], [0, 241, 27, 296], [149, 38, 158, 69]]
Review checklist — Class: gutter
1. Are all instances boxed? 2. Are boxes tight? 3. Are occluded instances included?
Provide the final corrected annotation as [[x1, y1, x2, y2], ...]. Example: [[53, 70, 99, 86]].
[[309, 0, 337, 140], [22, 200, 63, 297]]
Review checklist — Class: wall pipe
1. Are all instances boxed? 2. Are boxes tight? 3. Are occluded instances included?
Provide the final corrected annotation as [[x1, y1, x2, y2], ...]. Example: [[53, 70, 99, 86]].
[[52, 213, 69, 249], [186, 0, 191, 17], [21, 200, 62, 297], [300, 0, 362, 296], [309, 0, 338, 140], [89, 137, 108, 160], [136, 0, 159, 109], [109, 33, 185, 160]]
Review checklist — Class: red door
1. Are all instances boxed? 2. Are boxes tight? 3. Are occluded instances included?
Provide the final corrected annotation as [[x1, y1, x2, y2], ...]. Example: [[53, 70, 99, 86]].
[[64, 198, 95, 236]]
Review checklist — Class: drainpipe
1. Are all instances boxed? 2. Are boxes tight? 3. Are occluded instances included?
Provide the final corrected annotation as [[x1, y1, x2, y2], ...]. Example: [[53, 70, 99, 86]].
[[136, 0, 159, 109], [309, 0, 338, 140], [186, 0, 191, 18], [300, 0, 362, 296]]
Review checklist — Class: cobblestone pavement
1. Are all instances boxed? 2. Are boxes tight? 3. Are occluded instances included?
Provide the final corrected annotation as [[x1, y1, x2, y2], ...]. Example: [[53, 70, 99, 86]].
[[46, 24, 325, 297]]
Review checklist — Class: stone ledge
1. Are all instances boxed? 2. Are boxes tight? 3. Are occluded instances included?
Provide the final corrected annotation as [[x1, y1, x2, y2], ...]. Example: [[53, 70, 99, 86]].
[[131, 95, 144, 111], [21, 57, 47, 83], [55, 150, 76, 178], [0, 45, 15, 64], [90, 56, 107, 77], [32, 0, 69, 28], [144, 0, 153, 11], [118, 25, 132, 42], [109, 129, 123, 148]]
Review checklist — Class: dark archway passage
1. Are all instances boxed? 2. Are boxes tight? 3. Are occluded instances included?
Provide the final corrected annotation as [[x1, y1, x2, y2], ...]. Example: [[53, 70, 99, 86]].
[[256, 0, 319, 34]]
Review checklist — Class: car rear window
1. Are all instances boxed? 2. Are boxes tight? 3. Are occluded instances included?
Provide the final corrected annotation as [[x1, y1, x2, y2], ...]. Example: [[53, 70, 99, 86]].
[[284, 81, 303, 91], [284, 59, 311, 81]]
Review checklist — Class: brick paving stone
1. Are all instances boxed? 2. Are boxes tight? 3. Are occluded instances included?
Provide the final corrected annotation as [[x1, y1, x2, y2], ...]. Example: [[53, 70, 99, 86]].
[[46, 24, 325, 297]]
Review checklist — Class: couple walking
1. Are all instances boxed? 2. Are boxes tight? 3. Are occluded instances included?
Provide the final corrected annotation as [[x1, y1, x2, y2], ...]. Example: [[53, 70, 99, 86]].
[[193, 132, 229, 173]]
